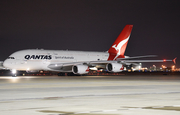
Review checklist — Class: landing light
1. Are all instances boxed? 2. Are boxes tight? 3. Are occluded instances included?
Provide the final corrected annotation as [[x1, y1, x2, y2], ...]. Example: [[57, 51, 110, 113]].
[[12, 69, 16, 74]]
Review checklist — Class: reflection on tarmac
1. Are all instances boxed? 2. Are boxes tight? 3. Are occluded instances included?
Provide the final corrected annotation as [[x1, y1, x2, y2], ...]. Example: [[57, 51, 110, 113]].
[[0, 75, 180, 115]]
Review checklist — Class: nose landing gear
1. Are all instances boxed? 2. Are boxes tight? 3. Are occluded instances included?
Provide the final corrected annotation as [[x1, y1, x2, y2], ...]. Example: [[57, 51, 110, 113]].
[[12, 69, 17, 77]]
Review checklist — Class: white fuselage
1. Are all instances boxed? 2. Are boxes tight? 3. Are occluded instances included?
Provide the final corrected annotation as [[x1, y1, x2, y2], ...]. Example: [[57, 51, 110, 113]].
[[3, 25, 134, 74], [3, 49, 110, 71]]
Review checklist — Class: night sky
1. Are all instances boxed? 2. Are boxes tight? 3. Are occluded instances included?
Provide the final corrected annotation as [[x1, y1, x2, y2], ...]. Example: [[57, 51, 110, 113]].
[[0, 0, 180, 67]]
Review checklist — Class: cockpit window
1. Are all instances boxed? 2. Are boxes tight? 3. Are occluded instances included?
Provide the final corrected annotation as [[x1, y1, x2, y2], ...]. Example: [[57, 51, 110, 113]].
[[7, 57, 15, 59]]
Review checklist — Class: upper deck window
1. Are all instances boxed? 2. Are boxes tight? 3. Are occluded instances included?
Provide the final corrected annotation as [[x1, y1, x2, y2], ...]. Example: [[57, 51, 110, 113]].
[[7, 57, 15, 59]]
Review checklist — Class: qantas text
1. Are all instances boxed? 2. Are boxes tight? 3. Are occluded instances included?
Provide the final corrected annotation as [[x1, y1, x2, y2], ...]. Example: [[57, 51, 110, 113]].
[[25, 55, 52, 60]]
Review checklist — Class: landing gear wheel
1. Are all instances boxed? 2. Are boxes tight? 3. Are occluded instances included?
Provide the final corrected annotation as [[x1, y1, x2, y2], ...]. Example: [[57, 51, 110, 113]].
[[12, 74, 16, 77]]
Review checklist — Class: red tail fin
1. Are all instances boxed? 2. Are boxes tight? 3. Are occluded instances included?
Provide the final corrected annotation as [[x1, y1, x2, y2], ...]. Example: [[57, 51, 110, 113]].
[[108, 25, 133, 60]]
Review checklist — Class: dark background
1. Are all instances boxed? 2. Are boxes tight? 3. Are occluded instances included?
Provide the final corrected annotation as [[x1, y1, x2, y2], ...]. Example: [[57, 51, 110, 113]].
[[0, 0, 179, 67]]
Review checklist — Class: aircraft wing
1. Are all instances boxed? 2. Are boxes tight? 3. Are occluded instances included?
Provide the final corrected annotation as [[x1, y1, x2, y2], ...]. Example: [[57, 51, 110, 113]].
[[118, 59, 172, 63], [117, 55, 157, 60], [47, 58, 175, 74], [89, 58, 174, 64], [48, 58, 175, 69]]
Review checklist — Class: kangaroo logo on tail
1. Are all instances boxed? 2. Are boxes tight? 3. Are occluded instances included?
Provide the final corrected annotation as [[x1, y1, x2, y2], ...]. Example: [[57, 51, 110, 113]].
[[108, 25, 133, 60]]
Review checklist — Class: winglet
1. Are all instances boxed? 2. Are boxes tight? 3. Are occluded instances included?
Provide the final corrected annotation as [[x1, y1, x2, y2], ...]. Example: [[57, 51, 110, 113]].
[[173, 57, 177, 64]]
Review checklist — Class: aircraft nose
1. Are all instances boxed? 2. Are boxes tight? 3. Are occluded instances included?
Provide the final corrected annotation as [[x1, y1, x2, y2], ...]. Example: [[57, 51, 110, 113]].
[[3, 59, 10, 68]]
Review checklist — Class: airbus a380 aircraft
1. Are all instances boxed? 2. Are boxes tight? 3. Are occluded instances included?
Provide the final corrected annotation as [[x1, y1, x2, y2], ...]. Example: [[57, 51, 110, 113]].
[[2, 25, 175, 76]]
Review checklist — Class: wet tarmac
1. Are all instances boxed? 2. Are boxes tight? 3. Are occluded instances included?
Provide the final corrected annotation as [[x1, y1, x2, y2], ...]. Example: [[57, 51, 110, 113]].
[[0, 75, 180, 115]]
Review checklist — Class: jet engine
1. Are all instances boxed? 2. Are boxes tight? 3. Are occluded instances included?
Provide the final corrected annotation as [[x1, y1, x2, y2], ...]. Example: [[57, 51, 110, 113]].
[[106, 63, 124, 72], [72, 65, 89, 74]]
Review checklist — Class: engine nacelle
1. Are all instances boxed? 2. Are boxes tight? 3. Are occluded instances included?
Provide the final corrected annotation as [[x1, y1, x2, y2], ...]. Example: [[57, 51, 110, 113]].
[[72, 65, 89, 74], [106, 63, 124, 72]]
